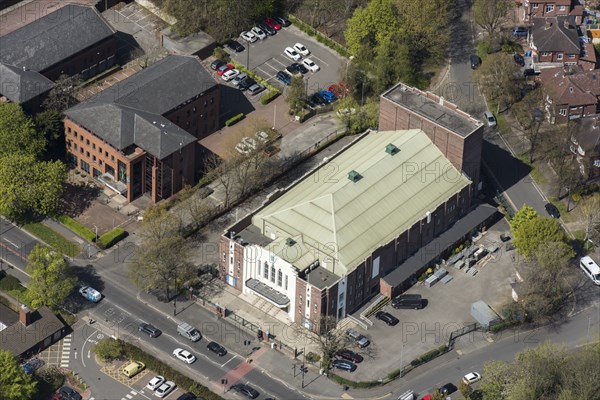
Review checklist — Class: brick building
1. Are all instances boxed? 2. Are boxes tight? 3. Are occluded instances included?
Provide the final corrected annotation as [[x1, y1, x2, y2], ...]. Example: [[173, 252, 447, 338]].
[[521, 0, 583, 23], [0, 5, 117, 113], [64, 55, 219, 203]]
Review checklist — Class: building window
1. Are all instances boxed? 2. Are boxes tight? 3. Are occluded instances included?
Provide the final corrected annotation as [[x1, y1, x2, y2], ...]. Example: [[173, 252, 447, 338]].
[[99, 147, 102, 153], [80, 136, 83, 142], [193, 107, 196, 112], [264, 263, 269, 280], [559, 108, 567, 116], [92, 155, 96, 162], [237, 260, 240, 269], [307, 299, 310, 308], [557, 53, 563, 60], [339, 292, 344, 302], [277, 269, 282, 287], [99, 160, 103, 166], [285, 275, 288, 290], [92, 143, 96, 150], [74, 143, 78, 150], [86, 151, 90, 158], [80, 148, 83, 154], [86, 139, 90, 145], [314, 303, 317, 313], [257, 262, 261, 276], [223, 253, 226, 262], [80, 160, 90, 173], [299, 296, 303, 310], [271, 266, 275, 283], [111, 155, 115, 162], [68, 127, 72, 133], [559, 5, 566, 11], [545, 4, 554, 12], [532, 3, 538, 8], [105, 151, 108, 157], [568, 54, 576, 59]]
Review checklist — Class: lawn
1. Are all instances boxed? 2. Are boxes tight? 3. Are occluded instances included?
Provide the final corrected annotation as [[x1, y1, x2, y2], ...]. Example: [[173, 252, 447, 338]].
[[22, 222, 81, 257]]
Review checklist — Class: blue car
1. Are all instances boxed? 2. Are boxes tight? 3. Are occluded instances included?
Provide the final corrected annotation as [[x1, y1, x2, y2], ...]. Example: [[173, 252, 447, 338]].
[[276, 71, 291, 86], [318, 90, 337, 104]]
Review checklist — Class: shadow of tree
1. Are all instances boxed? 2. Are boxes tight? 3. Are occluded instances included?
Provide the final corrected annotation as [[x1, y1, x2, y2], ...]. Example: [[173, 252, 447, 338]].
[[63, 264, 104, 313], [60, 181, 101, 217]]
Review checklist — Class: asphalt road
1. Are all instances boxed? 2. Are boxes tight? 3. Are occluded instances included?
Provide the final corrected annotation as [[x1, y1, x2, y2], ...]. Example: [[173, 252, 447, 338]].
[[0, 217, 39, 272]]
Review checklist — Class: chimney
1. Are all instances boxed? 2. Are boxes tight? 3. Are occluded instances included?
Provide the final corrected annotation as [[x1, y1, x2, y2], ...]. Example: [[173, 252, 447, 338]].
[[19, 305, 32, 327], [545, 19, 552, 29], [563, 18, 571, 29]]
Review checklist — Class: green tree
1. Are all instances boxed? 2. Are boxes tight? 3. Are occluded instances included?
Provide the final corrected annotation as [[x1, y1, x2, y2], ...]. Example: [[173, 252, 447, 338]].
[[0, 103, 46, 158], [285, 75, 306, 114], [510, 205, 538, 232], [0, 154, 67, 222], [475, 52, 520, 113], [335, 96, 379, 134], [0, 349, 38, 400], [93, 338, 124, 362], [26, 245, 77, 310], [458, 379, 474, 399], [344, 0, 400, 56], [512, 217, 565, 258], [473, 0, 511, 39]]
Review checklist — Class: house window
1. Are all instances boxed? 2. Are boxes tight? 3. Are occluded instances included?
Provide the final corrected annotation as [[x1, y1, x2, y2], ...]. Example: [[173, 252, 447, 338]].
[[314, 303, 317, 313], [568, 54, 576, 59], [559, 109, 567, 116], [86, 139, 90, 145], [285, 275, 288, 290], [532, 3, 538, 8], [86, 151, 90, 158], [546, 4, 554, 12], [92, 155, 96, 162], [264, 263, 269, 279], [557, 53, 563, 60], [559, 5, 566, 11], [277, 269, 282, 286], [271, 266, 275, 283]]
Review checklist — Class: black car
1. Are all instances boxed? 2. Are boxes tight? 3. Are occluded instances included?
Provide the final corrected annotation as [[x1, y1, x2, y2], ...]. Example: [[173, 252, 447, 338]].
[[310, 92, 327, 106], [391, 294, 423, 310], [545, 202, 560, 219], [375, 311, 399, 326], [210, 59, 226, 71], [176, 393, 198, 400], [231, 384, 260, 399], [514, 53, 525, 66], [258, 23, 276, 36], [59, 387, 83, 400], [441, 383, 457, 395], [336, 349, 363, 363], [226, 39, 245, 53], [273, 16, 291, 27], [332, 359, 357, 372], [239, 78, 257, 91], [138, 322, 161, 337], [207, 341, 227, 356], [470, 54, 481, 69], [286, 63, 308, 75], [304, 96, 317, 108]]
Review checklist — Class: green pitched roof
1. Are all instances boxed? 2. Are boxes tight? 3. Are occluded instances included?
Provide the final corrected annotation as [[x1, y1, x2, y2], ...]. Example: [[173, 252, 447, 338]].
[[252, 130, 472, 275]]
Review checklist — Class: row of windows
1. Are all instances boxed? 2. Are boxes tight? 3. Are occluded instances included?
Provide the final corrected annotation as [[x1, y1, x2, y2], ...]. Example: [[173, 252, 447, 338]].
[[257, 262, 288, 290], [67, 127, 115, 161]]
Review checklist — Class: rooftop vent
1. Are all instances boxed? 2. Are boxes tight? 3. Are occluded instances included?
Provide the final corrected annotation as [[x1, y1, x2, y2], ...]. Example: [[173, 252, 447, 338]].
[[385, 143, 400, 155], [286, 238, 297, 247], [348, 170, 362, 182]]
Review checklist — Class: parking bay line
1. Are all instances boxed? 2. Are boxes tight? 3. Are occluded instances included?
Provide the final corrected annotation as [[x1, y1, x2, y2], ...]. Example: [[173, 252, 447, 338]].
[[310, 54, 329, 67]]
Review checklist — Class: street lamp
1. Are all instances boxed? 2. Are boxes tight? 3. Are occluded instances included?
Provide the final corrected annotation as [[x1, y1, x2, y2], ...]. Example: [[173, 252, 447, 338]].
[[345, 56, 354, 81], [93, 225, 98, 242], [399, 343, 405, 377]]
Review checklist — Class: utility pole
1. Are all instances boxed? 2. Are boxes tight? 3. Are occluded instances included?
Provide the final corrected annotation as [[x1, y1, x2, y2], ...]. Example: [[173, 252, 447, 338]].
[[246, 42, 250, 69], [301, 346, 306, 388]]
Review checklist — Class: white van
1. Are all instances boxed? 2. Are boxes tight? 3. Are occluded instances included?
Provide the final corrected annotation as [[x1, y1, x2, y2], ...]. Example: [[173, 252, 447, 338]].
[[579, 256, 600, 285]]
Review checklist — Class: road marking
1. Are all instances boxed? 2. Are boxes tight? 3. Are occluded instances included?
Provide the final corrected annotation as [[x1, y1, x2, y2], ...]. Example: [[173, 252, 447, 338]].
[[221, 355, 237, 368], [81, 329, 98, 368], [60, 334, 72, 368], [3, 238, 18, 248], [272, 58, 288, 68], [310, 54, 328, 67]]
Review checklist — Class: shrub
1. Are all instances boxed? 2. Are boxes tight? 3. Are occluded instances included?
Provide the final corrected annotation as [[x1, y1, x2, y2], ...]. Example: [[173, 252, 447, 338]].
[[329, 374, 381, 388], [225, 113, 245, 126], [96, 228, 127, 249], [287, 14, 350, 58], [229, 61, 279, 94], [477, 39, 494, 60], [260, 90, 280, 105], [57, 215, 96, 242], [418, 345, 448, 363], [0, 274, 24, 292], [94, 338, 124, 361], [212, 47, 230, 62]]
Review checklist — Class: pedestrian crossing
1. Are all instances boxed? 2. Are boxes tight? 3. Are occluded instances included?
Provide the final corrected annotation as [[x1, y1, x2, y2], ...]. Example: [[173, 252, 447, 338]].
[[60, 334, 72, 368], [121, 389, 138, 400]]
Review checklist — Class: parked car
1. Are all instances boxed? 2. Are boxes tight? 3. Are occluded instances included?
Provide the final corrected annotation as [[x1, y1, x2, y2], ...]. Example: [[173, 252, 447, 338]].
[[239, 31, 257, 43], [225, 40, 245, 52], [512, 26, 528, 37], [514, 53, 525, 66], [248, 83, 265, 95], [391, 294, 424, 309], [293, 43, 310, 56], [273, 16, 291, 27], [232, 73, 248, 86], [258, 22, 276, 35], [276, 70, 292, 85], [256, 131, 270, 143], [284, 46, 301, 61], [318, 90, 337, 103], [22, 358, 44, 375], [264, 17, 282, 30], [138, 322, 161, 337], [146, 375, 165, 390], [210, 59, 226, 70], [375, 311, 399, 326], [441, 383, 457, 395], [302, 58, 319, 72], [286, 63, 308, 75], [304, 96, 318, 108], [346, 328, 370, 348], [235, 142, 252, 155], [336, 349, 363, 363], [216, 63, 233, 76], [310, 92, 328, 106], [58, 387, 82, 400], [176, 393, 198, 400], [470, 54, 481, 69], [332, 359, 357, 372], [545, 203, 560, 219], [251, 26, 267, 40], [207, 341, 228, 356], [239, 78, 257, 91], [483, 111, 496, 127], [155, 381, 176, 398], [173, 348, 196, 364], [222, 68, 240, 81], [242, 137, 257, 150], [231, 384, 260, 399], [462, 372, 482, 385]]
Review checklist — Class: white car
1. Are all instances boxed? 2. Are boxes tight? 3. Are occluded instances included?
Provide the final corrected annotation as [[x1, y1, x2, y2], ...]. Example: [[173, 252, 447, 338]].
[[462, 372, 482, 385], [154, 380, 176, 398], [293, 43, 310, 56], [302, 58, 319, 72], [239, 31, 257, 43], [256, 131, 269, 143], [235, 142, 251, 155], [284, 46, 301, 61], [146, 375, 165, 391], [251, 26, 266, 40], [242, 136, 257, 150], [173, 348, 196, 364], [222, 68, 239, 81]]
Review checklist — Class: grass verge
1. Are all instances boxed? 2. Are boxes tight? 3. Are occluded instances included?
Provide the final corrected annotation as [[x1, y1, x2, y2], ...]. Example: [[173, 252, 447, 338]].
[[22, 222, 81, 257]]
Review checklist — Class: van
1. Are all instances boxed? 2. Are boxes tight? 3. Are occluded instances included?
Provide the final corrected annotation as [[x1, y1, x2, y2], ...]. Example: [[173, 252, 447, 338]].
[[122, 361, 145, 378], [391, 294, 424, 310], [580, 256, 600, 285], [177, 322, 201, 342]]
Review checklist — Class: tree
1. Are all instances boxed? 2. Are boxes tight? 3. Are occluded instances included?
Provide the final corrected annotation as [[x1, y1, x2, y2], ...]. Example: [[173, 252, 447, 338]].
[[344, 0, 400, 56], [139, 203, 182, 242], [513, 88, 543, 163], [0, 154, 67, 222], [473, 0, 511, 39], [286, 75, 306, 115], [205, 153, 236, 208], [34, 110, 65, 160], [0, 103, 46, 158], [512, 216, 566, 258], [509, 205, 538, 232], [42, 74, 82, 112], [475, 52, 520, 113], [531, 241, 574, 273], [26, 245, 77, 310], [458, 379, 474, 399], [93, 338, 124, 362], [579, 194, 600, 241], [335, 96, 379, 134], [0, 349, 37, 400]]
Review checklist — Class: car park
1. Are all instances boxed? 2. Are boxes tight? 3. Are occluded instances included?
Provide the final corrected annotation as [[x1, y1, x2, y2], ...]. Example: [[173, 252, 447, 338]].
[[545, 203, 560, 219], [239, 78, 257, 91], [336, 349, 363, 363], [155, 381, 176, 398], [222, 68, 240, 81], [239, 31, 257, 43], [276, 70, 292, 85], [258, 23, 276, 36], [512, 26, 528, 37], [273, 16, 291, 27], [462, 372, 482, 385], [173, 348, 196, 364], [232, 73, 248, 86], [264, 17, 281, 30], [286, 63, 308, 75], [302, 58, 319, 72], [332, 359, 357, 372], [146, 376, 165, 390], [256, 131, 270, 143], [375, 311, 399, 326], [59, 387, 82, 400], [139, 322, 162, 337], [346, 328, 370, 348], [514, 53, 525, 66], [251, 26, 267, 40], [207, 341, 228, 356], [216, 63, 233, 76], [248, 83, 265, 95], [293, 43, 310, 56], [231, 384, 260, 399], [284, 46, 301, 61], [483, 111, 496, 127], [226, 40, 245, 52], [235, 142, 252, 155], [210, 59, 226, 70], [391, 294, 424, 309]]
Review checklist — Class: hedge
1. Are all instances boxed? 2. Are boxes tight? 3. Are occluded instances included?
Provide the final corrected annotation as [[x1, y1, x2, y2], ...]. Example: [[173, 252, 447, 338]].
[[329, 373, 381, 389], [229, 61, 280, 94], [96, 228, 127, 249], [287, 14, 350, 58], [57, 215, 96, 242], [225, 113, 245, 126], [260, 90, 280, 105]]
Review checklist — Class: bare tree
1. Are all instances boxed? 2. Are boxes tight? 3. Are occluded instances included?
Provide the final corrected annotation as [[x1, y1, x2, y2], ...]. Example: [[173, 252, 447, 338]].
[[579, 194, 600, 242], [205, 153, 235, 208], [139, 203, 182, 242], [513, 87, 543, 163], [43, 74, 82, 112], [473, 0, 511, 39], [475, 53, 520, 113]]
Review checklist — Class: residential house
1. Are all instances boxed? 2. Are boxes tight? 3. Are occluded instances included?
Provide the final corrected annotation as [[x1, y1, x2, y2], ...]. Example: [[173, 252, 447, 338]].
[[522, 0, 584, 24], [540, 66, 600, 124], [64, 55, 220, 204], [0, 5, 117, 113], [569, 116, 600, 178]]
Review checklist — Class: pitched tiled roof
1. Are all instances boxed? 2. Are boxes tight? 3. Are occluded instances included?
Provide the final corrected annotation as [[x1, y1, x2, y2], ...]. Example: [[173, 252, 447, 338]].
[[531, 16, 580, 53], [540, 66, 600, 106], [0, 63, 54, 103], [0, 306, 65, 357]]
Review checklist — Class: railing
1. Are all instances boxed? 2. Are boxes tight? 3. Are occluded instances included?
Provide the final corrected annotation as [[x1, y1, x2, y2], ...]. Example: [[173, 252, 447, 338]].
[[448, 322, 480, 350]]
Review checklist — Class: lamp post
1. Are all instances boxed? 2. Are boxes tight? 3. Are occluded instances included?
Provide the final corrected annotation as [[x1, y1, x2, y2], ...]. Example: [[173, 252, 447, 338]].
[[399, 343, 405, 377], [93, 225, 98, 242], [345, 56, 354, 81]]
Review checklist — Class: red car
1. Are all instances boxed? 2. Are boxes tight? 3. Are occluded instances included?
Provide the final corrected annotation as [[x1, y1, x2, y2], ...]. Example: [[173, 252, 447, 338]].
[[264, 17, 281, 30], [216, 63, 233, 76]]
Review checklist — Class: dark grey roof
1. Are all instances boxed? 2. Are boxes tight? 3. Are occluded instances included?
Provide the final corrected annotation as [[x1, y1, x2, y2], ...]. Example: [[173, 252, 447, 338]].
[[382, 83, 482, 138], [65, 55, 216, 159], [382, 203, 498, 288], [0, 63, 55, 103], [0, 306, 65, 357], [0, 5, 114, 73], [531, 16, 580, 53], [306, 266, 340, 290], [246, 278, 290, 306], [0, 303, 18, 326]]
